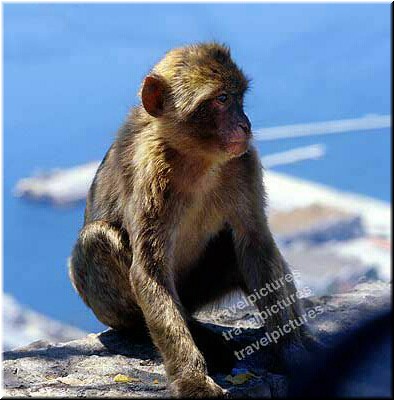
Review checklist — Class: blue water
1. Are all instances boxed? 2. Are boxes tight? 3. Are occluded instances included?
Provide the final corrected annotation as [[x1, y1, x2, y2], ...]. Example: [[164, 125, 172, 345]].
[[4, 4, 391, 332]]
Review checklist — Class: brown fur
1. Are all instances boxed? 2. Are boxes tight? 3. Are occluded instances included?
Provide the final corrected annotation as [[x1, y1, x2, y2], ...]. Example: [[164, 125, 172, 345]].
[[69, 42, 310, 398]]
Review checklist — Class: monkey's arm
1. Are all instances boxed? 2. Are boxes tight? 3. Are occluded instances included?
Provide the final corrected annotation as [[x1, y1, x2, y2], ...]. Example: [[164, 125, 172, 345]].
[[233, 218, 303, 337], [228, 155, 304, 344], [127, 206, 225, 397]]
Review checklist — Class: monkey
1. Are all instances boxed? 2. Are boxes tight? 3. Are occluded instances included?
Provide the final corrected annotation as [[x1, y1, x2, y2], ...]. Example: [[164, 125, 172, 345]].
[[69, 42, 313, 398]]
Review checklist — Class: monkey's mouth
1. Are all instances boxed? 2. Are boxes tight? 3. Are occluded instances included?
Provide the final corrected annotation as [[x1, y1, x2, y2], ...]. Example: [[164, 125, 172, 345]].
[[226, 138, 250, 156]]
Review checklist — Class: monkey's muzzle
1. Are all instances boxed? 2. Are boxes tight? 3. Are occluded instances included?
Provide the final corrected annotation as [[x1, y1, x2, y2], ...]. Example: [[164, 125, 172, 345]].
[[227, 137, 250, 157]]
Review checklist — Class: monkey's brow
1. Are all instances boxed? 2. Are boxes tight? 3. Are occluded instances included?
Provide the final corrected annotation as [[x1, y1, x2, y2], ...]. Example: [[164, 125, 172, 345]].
[[232, 91, 245, 98], [226, 90, 242, 97]]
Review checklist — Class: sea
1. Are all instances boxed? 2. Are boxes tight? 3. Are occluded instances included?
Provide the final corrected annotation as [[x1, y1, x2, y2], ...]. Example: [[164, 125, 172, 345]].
[[3, 3, 391, 332]]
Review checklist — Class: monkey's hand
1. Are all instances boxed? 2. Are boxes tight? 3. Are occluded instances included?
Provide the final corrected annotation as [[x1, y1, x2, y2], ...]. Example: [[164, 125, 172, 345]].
[[171, 373, 228, 398], [300, 326, 327, 353], [270, 328, 327, 373]]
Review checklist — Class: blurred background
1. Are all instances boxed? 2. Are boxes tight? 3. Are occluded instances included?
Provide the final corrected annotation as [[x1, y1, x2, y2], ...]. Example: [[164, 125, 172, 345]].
[[3, 3, 391, 349]]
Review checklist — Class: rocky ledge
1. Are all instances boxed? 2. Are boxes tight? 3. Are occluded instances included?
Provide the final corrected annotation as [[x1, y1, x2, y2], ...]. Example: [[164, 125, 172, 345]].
[[3, 281, 391, 398]]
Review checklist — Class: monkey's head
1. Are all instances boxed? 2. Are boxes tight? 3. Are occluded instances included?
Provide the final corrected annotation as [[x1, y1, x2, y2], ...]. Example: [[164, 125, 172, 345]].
[[140, 43, 252, 161]]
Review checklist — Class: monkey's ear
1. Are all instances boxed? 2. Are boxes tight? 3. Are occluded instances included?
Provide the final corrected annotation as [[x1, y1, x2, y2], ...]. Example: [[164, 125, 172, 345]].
[[141, 76, 166, 118]]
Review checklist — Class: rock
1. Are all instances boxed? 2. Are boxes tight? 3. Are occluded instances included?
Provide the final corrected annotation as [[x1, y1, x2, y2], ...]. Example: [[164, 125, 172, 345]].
[[2, 282, 390, 398], [270, 204, 364, 245]]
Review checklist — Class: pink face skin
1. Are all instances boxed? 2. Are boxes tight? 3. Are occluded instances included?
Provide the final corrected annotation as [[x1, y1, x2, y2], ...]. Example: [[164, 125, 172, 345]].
[[211, 93, 252, 158], [226, 139, 250, 157]]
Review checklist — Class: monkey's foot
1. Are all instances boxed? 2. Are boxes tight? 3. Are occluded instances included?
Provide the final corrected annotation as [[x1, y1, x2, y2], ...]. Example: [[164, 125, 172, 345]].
[[301, 330, 328, 353], [282, 329, 328, 369], [263, 337, 307, 374], [267, 331, 328, 374], [171, 373, 228, 398]]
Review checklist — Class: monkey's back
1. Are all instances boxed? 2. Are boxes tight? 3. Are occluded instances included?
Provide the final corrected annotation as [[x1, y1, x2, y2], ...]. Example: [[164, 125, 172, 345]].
[[84, 142, 130, 228]]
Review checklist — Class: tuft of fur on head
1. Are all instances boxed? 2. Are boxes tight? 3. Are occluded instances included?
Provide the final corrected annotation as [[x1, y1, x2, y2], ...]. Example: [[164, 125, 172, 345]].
[[140, 42, 250, 121]]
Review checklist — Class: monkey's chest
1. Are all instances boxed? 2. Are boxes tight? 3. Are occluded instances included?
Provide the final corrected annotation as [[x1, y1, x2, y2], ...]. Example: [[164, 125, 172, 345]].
[[173, 204, 224, 273]]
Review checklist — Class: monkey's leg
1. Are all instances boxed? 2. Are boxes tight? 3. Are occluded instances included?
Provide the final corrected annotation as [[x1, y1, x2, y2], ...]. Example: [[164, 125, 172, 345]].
[[69, 221, 145, 333]]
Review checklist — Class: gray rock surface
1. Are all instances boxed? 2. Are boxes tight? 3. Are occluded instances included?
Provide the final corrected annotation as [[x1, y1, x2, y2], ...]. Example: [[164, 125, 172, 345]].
[[3, 282, 390, 398]]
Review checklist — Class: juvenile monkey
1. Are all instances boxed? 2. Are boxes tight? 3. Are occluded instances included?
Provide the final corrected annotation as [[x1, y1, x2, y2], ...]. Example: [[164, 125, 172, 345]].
[[69, 43, 310, 397]]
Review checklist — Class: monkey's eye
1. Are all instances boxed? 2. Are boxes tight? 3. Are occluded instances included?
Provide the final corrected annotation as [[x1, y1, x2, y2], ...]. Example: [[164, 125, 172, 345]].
[[217, 93, 228, 104]]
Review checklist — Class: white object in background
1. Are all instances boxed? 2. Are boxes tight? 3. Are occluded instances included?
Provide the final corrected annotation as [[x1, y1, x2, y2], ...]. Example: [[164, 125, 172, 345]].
[[3, 294, 86, 351], [254, 114, 390, 141], [261, 144, 325, 168], [14, 161, 100, 205]]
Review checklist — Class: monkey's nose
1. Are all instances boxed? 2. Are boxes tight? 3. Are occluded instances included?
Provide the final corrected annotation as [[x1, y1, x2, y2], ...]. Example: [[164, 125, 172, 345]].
[[238, 122, 250, 135]]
